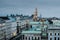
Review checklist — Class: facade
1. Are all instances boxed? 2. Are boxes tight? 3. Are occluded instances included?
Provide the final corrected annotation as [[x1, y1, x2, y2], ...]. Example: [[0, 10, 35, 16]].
[[0, 22, 12, 40], [10, 21, 17, 37], [48, 26, 60, 40], [21, 22, 42, 40], [21, 21, 48, 40], [0, 17, 17, 40], [22, 32, 41, 40], [48, 20, 60, 40]]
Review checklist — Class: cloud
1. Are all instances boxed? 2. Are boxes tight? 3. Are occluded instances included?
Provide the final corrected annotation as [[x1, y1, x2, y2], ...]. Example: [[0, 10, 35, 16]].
[[0, 0, 60, 17], [0, 0, 60, 8]]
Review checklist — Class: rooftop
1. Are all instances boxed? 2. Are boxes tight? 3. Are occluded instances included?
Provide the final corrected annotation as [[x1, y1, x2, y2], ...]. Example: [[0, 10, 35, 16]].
[[21, 21, 49, 34], [29, 21, 49, 25], [22, 21, 42, 34], [0, 16, 9, 20], [22, 31, 41, 34]]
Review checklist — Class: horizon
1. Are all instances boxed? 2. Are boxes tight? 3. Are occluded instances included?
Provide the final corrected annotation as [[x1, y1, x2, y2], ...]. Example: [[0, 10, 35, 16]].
[[0, 0, 60, 17]]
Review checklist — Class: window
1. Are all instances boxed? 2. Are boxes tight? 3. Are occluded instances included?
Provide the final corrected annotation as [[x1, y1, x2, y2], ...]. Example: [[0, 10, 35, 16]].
[[50, 33, 52, 36], [26, 37, 27, 40], [38, 37, 39, 40], [58, 33, 59, 35], [35, 37, 36, 40], [58, 37, 59, 40], [23, 35, 24, 39], [32, 37, 33, 40], [50, 38, 52, 40], [55, 33, 56, 35], [30, 25, 32, 28], [29, 37, 30, 40], [54, 37, 56, 40]]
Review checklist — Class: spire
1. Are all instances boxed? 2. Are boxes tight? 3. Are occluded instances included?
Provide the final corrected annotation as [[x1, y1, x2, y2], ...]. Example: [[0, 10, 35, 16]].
[[33, 8, 38, 21], [35, 8, 38, 16]]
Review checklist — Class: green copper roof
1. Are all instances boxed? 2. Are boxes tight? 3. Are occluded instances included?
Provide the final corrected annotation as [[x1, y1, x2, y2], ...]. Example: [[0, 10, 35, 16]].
[[36, 28, 41, 31], [29, 21, 49, 25], [22, 21, 48, 34], [22, 24, 41, 34], [22, 31, 41, 34], [29, 22, 40, 25]]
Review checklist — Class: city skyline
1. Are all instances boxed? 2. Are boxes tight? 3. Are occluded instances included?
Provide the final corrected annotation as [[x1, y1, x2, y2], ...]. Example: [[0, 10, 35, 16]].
[[0, 0, 60, 17]]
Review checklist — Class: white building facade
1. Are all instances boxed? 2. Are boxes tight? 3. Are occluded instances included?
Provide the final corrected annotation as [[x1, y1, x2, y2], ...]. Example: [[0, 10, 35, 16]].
[[48, 26, 60, 40], [0, 20, 17, 40], [22, 33, 41, 40]]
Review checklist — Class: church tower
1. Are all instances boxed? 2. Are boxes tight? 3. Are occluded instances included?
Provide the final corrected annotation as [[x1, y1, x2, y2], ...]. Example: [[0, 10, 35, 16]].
[[33, 8, 38, 21], [35, 8, 38, 16]]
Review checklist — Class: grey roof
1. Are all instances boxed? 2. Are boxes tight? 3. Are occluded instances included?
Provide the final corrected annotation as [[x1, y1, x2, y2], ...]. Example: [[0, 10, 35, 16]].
[[0, 18, 5, 24], [48, 26, 60, 30]]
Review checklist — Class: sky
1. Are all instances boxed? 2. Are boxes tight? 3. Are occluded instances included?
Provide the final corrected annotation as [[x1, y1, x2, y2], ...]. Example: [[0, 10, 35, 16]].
[[0, 0, 60, 17]]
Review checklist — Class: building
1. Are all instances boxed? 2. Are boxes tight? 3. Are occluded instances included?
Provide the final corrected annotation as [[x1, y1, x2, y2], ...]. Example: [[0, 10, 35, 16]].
[[20, 8, 49, 40], [0, 20, 12, 40], [0, 17, 17, 40], [47, 20, 60, 40], [21, 22, 42, 40], [21, 20, 49, 40]]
